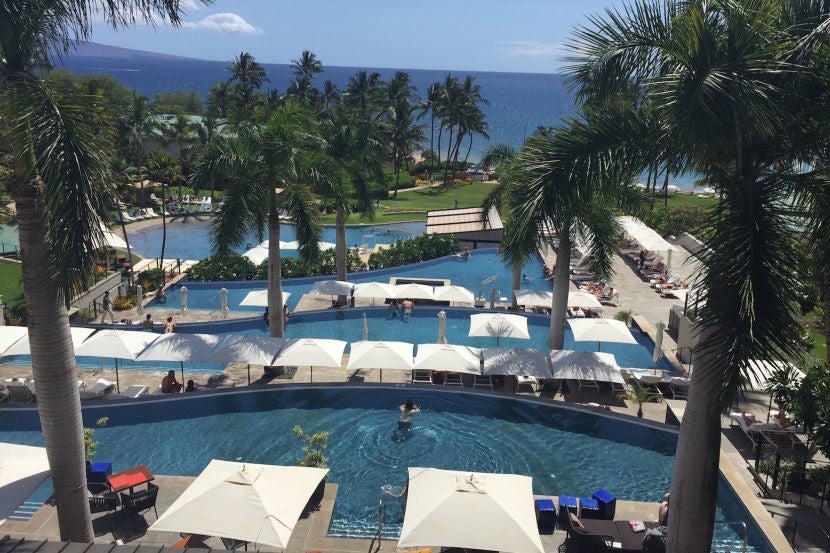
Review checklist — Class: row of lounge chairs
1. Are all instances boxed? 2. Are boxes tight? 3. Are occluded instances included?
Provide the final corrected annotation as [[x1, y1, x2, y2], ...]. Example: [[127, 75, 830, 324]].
[[0, 377, 151, 403], [412, 370, 494, 389], [170, 195, 210, 205]]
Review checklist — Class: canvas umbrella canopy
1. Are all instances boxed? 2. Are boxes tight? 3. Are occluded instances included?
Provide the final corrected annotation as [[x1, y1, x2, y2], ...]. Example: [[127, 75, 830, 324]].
[[242, 246, 269, 266], [413, 344, 481, 374], [549, 350, 624, 384], [513, 289, 552, 308], [272, 338, 347, 382], [239, 290, 290, 307], [745, 360, 805, 392], [207, 334, 285, 385], [568, 291, 603, 309], [393, 283, 435, 300], [181, 286, 188, 313], [653, 321, 666, 367], [0, 443, 50, 524], [150, 460, 328, 549], [468, 313, 530, 346], [398, 467, 544, 553], [481, 348, 552, 378], [1, 327, 97, 357], [135, 332, 222, 383], [347, 341, 414, 383], [0, 326, 29, 356], [436, 310, 447, 344], [362, 313, 369, 341], [567, 318, 637, 351], [309, 280, 355, 296], [352, 282, 396, 305], [74, 329, 161, 392], [433, 285, 475, 304]]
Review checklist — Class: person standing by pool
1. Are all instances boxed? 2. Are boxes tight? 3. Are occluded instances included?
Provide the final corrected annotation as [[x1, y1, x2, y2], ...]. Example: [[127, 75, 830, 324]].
[[401, 298, 413, 323], [463, 246, 471, 260], [389, 299, 398, 318], [283, 304, 290, 324], [164, 316, 176, 333], [398, 399, 420, 433], [100, 290, 115, 324]]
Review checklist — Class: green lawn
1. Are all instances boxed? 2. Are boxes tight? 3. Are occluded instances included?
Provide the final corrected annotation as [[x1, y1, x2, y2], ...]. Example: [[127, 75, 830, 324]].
[[0, 260, 23, 302], [320, 181, 499, 225], [658, 192, 720, 210], [808, 327, 827, 363]]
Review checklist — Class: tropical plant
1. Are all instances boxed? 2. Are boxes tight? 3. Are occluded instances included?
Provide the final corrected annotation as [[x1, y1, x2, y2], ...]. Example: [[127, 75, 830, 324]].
[[0, 0, 194, 541], [145, 149, 179, 276], [286, 50, 323, 107], [618, 384, 651, 418], [381, 72, 425, 197], [121, 92, 156, 207], [190, 102, 332, 337], [186, 254, 258, 281], [564, 1, 830, 550], [614, 309, 633, 327], [434, 74, 489, 186], [343, 70, 385, 120], [367, 234, 460, 269], [83, 417, 109, 461], [293, 425, 329, 468], [226, 51, 269, 115]]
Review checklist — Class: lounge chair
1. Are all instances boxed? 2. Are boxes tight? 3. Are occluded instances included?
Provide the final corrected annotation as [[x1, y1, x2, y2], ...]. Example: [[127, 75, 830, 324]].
[[577, 378, 600, 393], [444, 372, 463, 387], [79, 378, 115, 400], [670, 377, 690, 400], [220, 538, 248, 551], [474, 374, 493, 389], [144, 208, 159, 218], [123, 385, 149, 398], [565, 512, 614, 552], [729, 412, 779, 449], [120, 211, 137, 222], [516, 375, 540, 393], [7, 382, 35, 403], [412, 370, 433, 384], [199, 202, 212, 213]]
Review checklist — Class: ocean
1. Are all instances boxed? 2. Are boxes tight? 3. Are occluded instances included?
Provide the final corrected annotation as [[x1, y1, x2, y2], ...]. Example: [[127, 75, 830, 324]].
[[58, 54, 699, 189]]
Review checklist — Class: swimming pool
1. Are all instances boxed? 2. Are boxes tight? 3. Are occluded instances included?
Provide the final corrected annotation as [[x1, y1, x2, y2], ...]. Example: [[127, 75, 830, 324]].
[[150, 249, 547, 312], [0, 387, 770, 551], [127, 220, 426, 260]]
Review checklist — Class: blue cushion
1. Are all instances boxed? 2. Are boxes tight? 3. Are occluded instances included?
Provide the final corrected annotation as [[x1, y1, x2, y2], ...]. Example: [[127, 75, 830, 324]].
[[593, 488, 616, 503]]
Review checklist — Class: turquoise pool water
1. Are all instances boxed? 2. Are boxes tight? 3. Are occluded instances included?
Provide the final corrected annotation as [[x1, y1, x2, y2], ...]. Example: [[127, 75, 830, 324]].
[[128, 220, 426, 260], [0, 387, 769, 551], [150, 249, 547, 312]]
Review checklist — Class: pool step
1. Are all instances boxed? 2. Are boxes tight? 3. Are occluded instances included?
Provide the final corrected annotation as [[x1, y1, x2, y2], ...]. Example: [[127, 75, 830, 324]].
[[9, 501, 42, 521]]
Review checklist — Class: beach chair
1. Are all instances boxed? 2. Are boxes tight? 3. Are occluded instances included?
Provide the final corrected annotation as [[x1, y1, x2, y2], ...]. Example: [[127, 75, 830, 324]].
[[577, 378, 600, 393], [444, 372, 463, 387], [199, 201, 212, 213], [610, 380, 627, 395], [7, 382, 34, 403], [670, 377, 690, 400], [411, 370, 433, 384], [79, 378, 115, 400], [144, 208, 159, 218], [123, 385, 149, 398], [474, 374, 493, 389], [729, 412, 779, 450], [120, 211, 137, 222]]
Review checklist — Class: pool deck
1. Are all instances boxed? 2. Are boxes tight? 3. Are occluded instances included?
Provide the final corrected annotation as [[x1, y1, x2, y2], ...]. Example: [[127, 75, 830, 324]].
[[0, 473, 662, 553]]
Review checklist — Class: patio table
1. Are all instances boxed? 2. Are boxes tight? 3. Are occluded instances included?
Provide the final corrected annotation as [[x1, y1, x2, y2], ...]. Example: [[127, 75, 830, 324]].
[[107, 464, 154, 493]]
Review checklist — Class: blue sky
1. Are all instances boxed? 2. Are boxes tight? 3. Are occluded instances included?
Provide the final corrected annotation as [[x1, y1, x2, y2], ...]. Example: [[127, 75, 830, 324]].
[[89, 0, 626, 73]]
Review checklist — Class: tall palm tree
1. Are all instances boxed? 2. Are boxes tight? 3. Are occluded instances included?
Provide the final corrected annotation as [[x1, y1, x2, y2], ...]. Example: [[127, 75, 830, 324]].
[[194, 114, 220, 200], [160, 114, 195, 199], [191, 102, 331, 337], [109, 158, 136, 286], [0, 0, 193, 542], [564, 2, 830, 550], [122, 92, 155, 207], [207, 81, 233, 118], [145, 149, 179, 279], [420, 82, 443, 175], [226, 51, 269, 114], [382, 72, 424, 197], [323, 80, 341, 112], [343, 70, 385, 120]]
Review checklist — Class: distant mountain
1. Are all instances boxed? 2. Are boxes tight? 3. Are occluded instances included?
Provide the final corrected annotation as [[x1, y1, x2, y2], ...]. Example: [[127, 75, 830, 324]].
[[66, 41, 199, 62]]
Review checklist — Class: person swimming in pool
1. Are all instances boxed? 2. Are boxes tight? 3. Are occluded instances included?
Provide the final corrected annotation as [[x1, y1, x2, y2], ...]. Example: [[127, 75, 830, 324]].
[[398, 399, 421, 434]]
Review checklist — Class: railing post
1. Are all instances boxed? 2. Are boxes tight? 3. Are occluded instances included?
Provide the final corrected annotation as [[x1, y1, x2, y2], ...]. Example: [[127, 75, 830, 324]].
[[376, 499, 383, 551]]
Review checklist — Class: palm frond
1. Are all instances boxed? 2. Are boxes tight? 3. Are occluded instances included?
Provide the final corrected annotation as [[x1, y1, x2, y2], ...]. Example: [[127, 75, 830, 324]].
[[282, 183, 321, 263]]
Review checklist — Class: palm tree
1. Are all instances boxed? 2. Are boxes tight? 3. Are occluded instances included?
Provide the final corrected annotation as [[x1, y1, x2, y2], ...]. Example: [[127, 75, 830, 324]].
[[145, 150, 179, 279], [382, 73, 424, 197], [0, 0, 192, 541], [420, 82, 443, 176], [564, 2, 830, 550], [191, 102, 330, 337], [160, 114, 195, 199], [110, 158, 136, 286], [323, 80, 341, 112], [194, 114, 220, 200], [618, 384, 652, 418], [122, 92, 156, 207], [343, 70, 385, 120], [226, 51, 269, 114], [207, 81, 233, 118]]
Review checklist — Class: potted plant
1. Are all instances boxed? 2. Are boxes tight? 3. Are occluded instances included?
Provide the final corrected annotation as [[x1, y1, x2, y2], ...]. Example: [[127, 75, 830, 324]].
[[614, 309, 634, 327], [618, 385, 652, 418], [293, 425, 329, 505]]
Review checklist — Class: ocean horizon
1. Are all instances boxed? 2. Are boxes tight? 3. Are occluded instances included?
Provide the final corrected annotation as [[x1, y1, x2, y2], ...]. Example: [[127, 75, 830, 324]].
[[58, 46, 701, 189]]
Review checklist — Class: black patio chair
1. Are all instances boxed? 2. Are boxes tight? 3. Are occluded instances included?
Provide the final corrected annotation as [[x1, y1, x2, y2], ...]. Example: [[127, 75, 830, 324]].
[[220, 537, 249, 551], [88, 492, 120, 516], [566, 512, 614, 552], [120, 482, 159, 528]]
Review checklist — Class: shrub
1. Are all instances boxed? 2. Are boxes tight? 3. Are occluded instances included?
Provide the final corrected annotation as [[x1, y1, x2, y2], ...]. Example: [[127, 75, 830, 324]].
[[255, 249, 368, 279], [293, 425, 328, 468], [137, 268, 164, 292], [368, 234, 460, 269], [4, 297, 26, 326], [84, 417, 109, 461], [640, 205, 711, 237], [187, 254, 258, 281], [112, 295, 135, 311]]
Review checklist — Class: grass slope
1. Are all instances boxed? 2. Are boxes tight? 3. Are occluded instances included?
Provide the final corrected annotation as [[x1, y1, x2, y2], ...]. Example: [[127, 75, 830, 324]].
[[0, 260, 23, 301]]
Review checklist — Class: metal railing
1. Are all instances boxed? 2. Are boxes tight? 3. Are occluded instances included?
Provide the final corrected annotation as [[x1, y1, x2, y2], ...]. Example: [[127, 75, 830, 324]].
[[369, 499, 383, 553], [767, 509, 830, 552], [478, 274, 499, 302]]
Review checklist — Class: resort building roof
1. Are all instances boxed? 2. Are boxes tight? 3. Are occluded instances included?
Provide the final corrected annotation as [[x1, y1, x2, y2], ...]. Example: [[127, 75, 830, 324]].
[[425, 206, 503, 235]]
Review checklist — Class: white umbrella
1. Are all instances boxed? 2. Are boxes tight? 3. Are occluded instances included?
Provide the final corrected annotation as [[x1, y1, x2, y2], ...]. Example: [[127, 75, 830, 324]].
[[272, 338, 347, 382], [281, 240, 300, 250], [362, 313, 369, 341], [482, 348, 551, 378], [181, 286, 188, 313], [568, 291, 603, 309], [310, 280, 355, 296], [150, 460, 328, 549], [437, 310, 447, 344], [220, 288, 229, 319], [653, 320, 665, 366], [567, 318, 637, 351], [353, 282, 395, 305], [318, 241, 336, 251], [667, 184, 680, 193], [549, 350, 624, 384], [393, 283, 435, 300], [135, 332, 222, 383], [242, 246, 269, 266], [433, 285, 474, 304], [136, 284, 144, 316], [414, 344, 481, 374], [2, 327, 97, 357], [468, 313, 530, 346], [398, 467, 544, 553], [74, 329, 161, 392], [513, 289, 552, 308], [239, 290, 290, 307], [745, 360, 805, 392], [347, 340, 414, 383], [0, 443, 50, 525], [0, 326, 29, 356]]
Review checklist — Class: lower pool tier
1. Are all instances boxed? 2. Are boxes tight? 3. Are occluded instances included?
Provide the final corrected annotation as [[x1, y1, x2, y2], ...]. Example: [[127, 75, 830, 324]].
[[0, 387, 770, 551]]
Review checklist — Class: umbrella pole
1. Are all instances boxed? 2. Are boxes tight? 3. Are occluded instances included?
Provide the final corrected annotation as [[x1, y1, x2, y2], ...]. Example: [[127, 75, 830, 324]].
[[380, 368, 383, 383], [247, 364, 250, 385], [310, 366, 313, 383], [114, 358, 120, 393], [180, 361, 184, 392]]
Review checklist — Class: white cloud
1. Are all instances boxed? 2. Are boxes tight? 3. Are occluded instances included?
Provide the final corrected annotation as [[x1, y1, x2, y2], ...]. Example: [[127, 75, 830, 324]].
[[182, 13, 263, 35], [497, 41, 562, 58], [180, 0, 204, 12]]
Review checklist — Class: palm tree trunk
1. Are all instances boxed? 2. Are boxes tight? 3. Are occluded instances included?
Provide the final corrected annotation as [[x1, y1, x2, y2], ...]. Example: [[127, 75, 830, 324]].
[[393, 153, 401, 198], [667, 326, 723, 553], [335, 208, 348, 306], [442, 127, 455, 186], [823, 271, 830, 363], [16, 179, 93, 542], [429, 114, 435, 173], [511, 262, 521, 310], [549, 230, 572, 349], [267, 197, 284, 338], [118, 212, 134, 288], [159, 185, 167, 285]]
